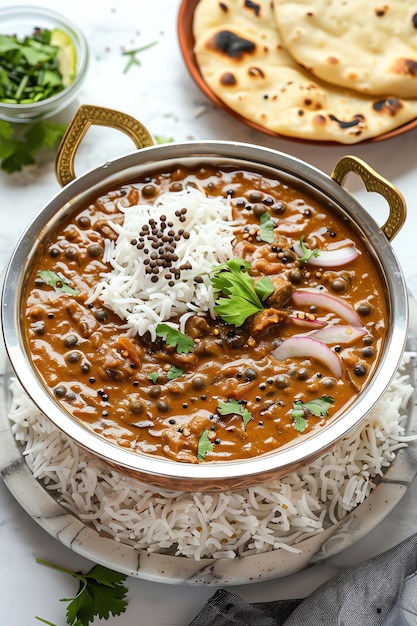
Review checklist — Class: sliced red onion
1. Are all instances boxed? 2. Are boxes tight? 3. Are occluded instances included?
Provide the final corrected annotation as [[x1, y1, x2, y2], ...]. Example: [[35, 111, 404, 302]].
[[291, 288, 363, 327], [309, 324, 367, 344], [289, 311, 327, 329], [293, 240, 359, 267], [272, 336, 343, 378]]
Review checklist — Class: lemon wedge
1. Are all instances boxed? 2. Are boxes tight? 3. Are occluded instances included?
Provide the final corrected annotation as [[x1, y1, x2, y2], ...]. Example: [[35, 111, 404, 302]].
[[50, 28, 77, 87]]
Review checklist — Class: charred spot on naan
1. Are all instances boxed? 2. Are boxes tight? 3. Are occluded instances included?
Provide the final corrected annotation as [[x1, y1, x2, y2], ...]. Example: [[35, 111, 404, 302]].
[[220, 72, 237, 86], [373, 97, 404, 115], [390, 58, 417, 78], [206, 29, 257, 60], [244, 0, 261, 17], [248, 66, 266, 78]]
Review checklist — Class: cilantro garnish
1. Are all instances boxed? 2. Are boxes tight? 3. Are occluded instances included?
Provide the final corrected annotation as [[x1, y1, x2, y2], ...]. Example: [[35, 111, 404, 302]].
[[197, 429, 214, 460], [167, 365, 184, 380], [211, 258, 274, 326], [148, 371, 158, 383], [122, 41, 158, 73], [259, 211, 275, 243], [290, 396, 334, 432], [0, 119, 67, 173], [155, 323, 195, 354], [217, 398, 253, 429], [38, 270, 79, 295], [35, 559, 128, 626], [297, 235, 320, 263]]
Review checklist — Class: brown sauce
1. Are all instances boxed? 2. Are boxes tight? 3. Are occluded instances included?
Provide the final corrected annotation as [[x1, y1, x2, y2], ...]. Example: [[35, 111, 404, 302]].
[[23, 164, 387, 463]]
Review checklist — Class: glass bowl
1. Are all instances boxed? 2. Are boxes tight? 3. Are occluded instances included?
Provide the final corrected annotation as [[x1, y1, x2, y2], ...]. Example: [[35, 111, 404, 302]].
[[0, 5, 89, 123]]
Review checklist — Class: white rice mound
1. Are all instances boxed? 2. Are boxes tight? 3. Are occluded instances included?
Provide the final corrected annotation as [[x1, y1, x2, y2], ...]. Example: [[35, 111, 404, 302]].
[[92, 187, 236, 340], [8, 354, 416, 560]]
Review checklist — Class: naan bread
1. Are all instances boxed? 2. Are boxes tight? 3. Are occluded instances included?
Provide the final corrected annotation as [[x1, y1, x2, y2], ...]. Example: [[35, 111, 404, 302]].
[[193, 0, 417, 143], [273, 0, 417, 98]]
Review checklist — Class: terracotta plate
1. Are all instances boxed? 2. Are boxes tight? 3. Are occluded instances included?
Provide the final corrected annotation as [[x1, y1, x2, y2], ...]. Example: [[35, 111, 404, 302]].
[[177, 0, 417, 145]]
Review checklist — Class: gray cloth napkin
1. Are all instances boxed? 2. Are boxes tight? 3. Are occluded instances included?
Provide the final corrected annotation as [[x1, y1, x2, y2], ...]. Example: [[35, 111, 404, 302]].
[[188, 532, 417, 625]]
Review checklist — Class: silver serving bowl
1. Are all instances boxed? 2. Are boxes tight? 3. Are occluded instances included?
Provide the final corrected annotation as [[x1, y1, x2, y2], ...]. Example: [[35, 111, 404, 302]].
[[1, 105, 409, 492]]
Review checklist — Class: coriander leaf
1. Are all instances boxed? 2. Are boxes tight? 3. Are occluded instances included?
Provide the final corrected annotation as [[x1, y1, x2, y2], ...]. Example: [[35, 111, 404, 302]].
[[217, 398, 253, 429], [302, 396, 334, 417], [35, 560, 128, 626], [297, 235, 320, 263], [154, 135, 175, 144], [122, 41, 158, 73], [167, 365, 184, 380], [0, 119, 67, 173], [211, 258, 274, 326], [197, 429, 214, 460], [155, 323, 195, 354], [66, 567, 128, 625], [148, 371, 158, 383], [259, 211, 275, 243], [214, 296, 261, 327], [255, 275, 275, 302], [290, 396, 334, 432], [291, 406, 308, 432], [38, 270, 79, 295]]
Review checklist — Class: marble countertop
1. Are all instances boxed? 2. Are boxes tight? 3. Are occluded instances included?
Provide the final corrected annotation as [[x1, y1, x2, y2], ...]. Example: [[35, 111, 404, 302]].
[[1, 1, 417, 623]]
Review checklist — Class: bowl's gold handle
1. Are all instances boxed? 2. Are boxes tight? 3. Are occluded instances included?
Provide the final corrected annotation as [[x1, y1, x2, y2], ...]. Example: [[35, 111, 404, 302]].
[[55, 104, 155, 187], [331, 155, 406, 241]]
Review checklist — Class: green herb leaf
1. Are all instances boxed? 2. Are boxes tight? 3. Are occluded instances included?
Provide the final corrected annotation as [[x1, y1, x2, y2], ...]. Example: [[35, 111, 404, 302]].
[[290, 396, 334, 432], [197, 429, 214, 460], [38, 270, 79, 295], [297, 235, 320, 263], [155, 323, 195, 354], [148, 371, 158, 383], [35, 559, 128, 626], [217, 398, 253, 429], [122, 41, 158, 73], [259, 211, 275, 243], [0, 119, 67, 173], [291, 407, 308, 433], [0, 28, 71, 104], [154, 135, 175, 144], [211, 258, 274, 326], [255, 276, 275, 302], [167, 365, 184, 380]]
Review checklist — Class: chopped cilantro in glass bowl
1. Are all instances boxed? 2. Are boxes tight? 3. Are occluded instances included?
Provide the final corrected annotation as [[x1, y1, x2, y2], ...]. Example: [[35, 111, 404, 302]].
[[0, 5, 89, 123]]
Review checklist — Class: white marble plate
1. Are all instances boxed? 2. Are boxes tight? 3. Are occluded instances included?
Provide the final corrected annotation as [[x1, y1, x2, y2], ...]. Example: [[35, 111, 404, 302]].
[[1, 299, 417, 586]]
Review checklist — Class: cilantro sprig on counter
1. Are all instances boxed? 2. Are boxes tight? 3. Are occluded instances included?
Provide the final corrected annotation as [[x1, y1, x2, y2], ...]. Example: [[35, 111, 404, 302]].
[[35, 559, 128, 626], [122, 41, 158, 73], [0, 119, 67, 173], [291, 396, 334, 432], [211, 258, 274, 327]]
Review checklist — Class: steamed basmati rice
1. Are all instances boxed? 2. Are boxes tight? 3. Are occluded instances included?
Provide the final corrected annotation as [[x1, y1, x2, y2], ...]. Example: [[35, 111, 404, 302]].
[[7, 354, 416, 560], [91, 187, 236, 340]]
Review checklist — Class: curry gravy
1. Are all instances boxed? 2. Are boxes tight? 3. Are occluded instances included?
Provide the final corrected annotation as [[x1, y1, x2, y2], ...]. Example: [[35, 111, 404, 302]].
[[23, 165, 386, 463]]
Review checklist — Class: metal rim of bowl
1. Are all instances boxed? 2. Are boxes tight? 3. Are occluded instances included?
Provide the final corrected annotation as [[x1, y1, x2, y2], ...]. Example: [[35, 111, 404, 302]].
[[1, 140, 409, 490]]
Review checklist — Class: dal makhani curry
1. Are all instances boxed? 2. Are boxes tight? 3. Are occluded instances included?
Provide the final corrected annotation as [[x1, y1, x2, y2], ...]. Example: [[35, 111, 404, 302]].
[[23, 165, 386, 463]]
